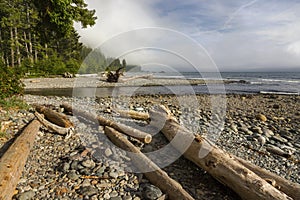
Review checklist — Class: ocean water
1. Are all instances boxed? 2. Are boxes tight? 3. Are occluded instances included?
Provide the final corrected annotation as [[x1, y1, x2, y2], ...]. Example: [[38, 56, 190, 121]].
[[152, 71, 300, 95], [25, 72, 300, 97]]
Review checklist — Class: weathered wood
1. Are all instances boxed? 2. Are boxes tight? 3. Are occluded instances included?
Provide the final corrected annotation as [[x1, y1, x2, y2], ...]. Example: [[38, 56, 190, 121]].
[[35, 105, 73, 128], [112, 108, 150, 121], [105, 107, 300, 199], [104, 126, 194, 200], [0, 120, 40, 200], [233, 155, 300, 200], [149, 106, 292, 200], [61, 103, 152, 143], [34, 112, 74, 137]]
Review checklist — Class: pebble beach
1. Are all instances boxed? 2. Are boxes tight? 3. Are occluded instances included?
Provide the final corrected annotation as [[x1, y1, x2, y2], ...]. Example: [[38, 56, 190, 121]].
[[1, 77, 299, 199]]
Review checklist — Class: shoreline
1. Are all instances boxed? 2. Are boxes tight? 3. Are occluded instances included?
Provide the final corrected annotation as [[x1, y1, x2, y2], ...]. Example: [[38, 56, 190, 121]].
[[22, 77, 241, 89]]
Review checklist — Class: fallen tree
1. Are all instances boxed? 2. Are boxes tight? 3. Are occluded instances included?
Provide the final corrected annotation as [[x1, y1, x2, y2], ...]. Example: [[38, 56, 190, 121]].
[[104, 126, 194, 200], [0, 120, 41, 200], [149, 105, 294, 200], [61, 103, 152, 143]]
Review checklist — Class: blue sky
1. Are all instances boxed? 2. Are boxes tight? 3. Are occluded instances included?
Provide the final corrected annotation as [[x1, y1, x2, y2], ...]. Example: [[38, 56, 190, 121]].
[[75, 0, 300, 72]]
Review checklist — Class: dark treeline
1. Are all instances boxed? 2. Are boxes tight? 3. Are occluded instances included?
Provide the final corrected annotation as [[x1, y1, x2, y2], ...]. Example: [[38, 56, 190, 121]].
[[0, 0, 97, 76]]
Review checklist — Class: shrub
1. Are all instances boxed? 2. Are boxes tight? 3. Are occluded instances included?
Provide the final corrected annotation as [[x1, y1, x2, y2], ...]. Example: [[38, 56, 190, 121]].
[[0, 62, 24, 99]]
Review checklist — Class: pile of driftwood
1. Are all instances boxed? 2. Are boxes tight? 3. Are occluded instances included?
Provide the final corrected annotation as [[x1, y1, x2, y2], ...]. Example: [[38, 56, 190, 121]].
[[0, 104, 299, 200]]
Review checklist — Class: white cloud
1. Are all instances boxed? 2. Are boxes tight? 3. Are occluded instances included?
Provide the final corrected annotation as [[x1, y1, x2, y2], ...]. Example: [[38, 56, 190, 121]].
[[75, 0, 300, 71]]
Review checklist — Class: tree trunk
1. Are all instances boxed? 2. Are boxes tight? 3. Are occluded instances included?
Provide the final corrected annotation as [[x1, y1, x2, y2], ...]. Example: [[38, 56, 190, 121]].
[[104, 126, 194, 200], [23, 31, 30, 59], [0, 120, 40, 200], [33, 34, 38, 63], [14, 27, 21, 67], [149, 106, 292, 200], [10, 27, 14, 68], [0, 29, 5, 64]]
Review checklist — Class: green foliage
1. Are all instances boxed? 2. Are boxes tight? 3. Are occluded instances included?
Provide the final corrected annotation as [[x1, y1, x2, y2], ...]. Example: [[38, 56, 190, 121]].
[[0, 96, 29, 110], [0, 63, 24, 99]]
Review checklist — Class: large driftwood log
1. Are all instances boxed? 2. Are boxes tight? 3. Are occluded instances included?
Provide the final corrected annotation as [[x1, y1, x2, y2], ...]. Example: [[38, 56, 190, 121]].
[[34, 112, 74, 137], [149, 106, 292, 200], [112, 106, 300, 199], [233, 155, 300, 200], [35, 105, 73, 128], [0, 120, 40, 200], [104, 126, 194, 200], [61, 103, 152, 143]]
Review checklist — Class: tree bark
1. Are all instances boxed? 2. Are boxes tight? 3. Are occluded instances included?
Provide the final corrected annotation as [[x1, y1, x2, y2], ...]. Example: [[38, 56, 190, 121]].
[[104, 126, 194, 200], [0, 120, 40, 200], [35, 105, 73, 128], [61, 103, 152, 143], [149, 105, 292, 200]]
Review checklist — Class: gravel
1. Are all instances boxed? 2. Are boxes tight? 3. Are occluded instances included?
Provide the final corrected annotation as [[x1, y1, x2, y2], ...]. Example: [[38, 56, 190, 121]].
[[0, 92, 298, 199]]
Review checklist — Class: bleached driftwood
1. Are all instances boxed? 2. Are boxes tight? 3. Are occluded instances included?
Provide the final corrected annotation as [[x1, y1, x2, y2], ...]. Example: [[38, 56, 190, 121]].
[[35, 105, 73, 128], [0, 120, 40, 200], [104, 126, 194, 200], [111, 108, 150, 121], [108, 106, 300, 199], [34, 112, 74, 138], [149, 105, 292, 200], [61, 103, 152, 143]]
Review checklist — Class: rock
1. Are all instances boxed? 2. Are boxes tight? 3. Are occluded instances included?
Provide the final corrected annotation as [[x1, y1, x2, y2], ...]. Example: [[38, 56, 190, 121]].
[[109, 171, 119, 179], [67, 170, 79, 180], [81, 159, 96, 168], [103, 193, 110, 199], [272, 135, 288, 143], [71, 160, 79, 170], [110, 191, 119, 197], [61, 162, 70, 172], [111, 197, 122, 200], [142, 184, 163, 200], [256, 114, 267, 122], [262, 128, 274, 138], [105, 148, 113, 157], [17, 190, 35, 200], [123, 195, 133, 200], [79, 186, 98, 196]]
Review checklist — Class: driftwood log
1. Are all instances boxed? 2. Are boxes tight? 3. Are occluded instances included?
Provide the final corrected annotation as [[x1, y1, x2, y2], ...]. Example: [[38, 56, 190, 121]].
[[112, 108, 150, 121], [108, 106, 300, 199], [61, 103, 152, 143], [0, 120, 40, 200], [35, 105, 73, 128], [34, 112, 74, 137], [149, 105, 293, 200], [233, 155, 300, 200], [104, 126, 194, 200]]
